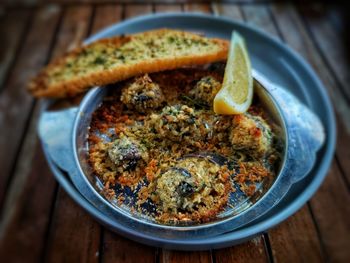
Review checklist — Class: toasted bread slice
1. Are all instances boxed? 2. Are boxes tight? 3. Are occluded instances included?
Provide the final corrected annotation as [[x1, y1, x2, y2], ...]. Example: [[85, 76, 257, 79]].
[[28, 29, 229, 98]]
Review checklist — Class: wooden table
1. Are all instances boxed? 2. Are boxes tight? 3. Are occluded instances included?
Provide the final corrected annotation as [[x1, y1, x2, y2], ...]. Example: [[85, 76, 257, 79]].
[[0, 1, 349, 262]]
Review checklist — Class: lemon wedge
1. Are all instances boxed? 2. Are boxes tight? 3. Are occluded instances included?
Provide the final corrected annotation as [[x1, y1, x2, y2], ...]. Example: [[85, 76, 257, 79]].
[[214, 31, 253, 114]]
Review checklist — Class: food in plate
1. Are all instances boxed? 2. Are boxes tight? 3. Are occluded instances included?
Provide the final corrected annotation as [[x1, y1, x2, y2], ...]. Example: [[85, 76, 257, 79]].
[[28, 29, 229, 98], [88, 66, 281, 224], [29, 28, 281, 224]]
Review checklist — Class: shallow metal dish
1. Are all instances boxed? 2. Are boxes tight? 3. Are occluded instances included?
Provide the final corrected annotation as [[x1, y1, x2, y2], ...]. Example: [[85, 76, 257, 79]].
[[38, 13, 335, 249], [39, 73, 324, 240], [73, 76, 290, 238]]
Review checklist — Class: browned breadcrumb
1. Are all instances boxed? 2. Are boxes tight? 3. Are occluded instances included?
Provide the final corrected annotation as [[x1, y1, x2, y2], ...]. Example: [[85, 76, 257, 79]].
[[88, 67, 280, 224]]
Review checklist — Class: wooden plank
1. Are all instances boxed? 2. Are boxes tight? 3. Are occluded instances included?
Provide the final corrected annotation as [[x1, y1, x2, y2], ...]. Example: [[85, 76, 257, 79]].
[[240, 4, 279, 36], [272, 5, 350, 185], [269, 3, 350, 262], [309, 162, 350, 262], [183, 3, 211, 13], [102, 231, 155, 263], [334, 117, 350, 184], [0, 9, 30, 90], [44, 190, 101, 263], [298, 4, 350, 102], [51, 6, 92, 58], [215, 237, 269, 263], [91, 4, 122, 35], [0, 133, 58, 262], [38, 5, 102, 263], [268, 206, 324, 262], [212, 3, 243, 20], [155, 4, 182, 12], [160, 250, 212, 263], [98, 5, 156, 262], [124, 4, 153, 19], [0, 9, 61, 261], [269, 3, 350, 150], [270, 3, 350, 172], [0, 4, 60, 210], [297, 4, 350, 182]]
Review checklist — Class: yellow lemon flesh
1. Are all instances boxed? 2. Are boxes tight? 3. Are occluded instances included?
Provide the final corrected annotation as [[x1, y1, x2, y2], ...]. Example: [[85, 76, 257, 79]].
[[214, 31, 253, 114]]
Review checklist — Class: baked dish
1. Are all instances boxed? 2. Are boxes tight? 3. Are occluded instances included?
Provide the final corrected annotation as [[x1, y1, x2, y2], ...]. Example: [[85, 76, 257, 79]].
[[88, 65, 281, 224], [28, 28, 281, 224]]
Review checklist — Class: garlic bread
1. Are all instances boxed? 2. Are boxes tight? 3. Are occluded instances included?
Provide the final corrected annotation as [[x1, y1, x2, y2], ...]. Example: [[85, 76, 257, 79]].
[[28, 29, 229, 98]]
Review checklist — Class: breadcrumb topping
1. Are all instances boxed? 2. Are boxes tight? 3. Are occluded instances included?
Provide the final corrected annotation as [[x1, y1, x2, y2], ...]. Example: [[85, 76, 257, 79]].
[[88, 67, 280, 224]]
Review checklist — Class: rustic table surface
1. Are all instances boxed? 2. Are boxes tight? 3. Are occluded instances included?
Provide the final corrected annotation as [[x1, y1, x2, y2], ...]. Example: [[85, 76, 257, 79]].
[[0, 0, 349, 262]]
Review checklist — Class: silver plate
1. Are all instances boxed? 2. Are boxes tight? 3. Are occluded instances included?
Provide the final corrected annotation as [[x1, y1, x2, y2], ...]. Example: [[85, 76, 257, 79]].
[[37, 15, 331, 250], [39, 73, 324, 239]]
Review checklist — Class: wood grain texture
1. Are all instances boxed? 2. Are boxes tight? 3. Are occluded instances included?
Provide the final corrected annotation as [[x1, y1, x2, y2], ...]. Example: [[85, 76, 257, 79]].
[[270, 2, 339, 89], [0, 4, 61, 211], [240, 4, 278, 36], [334, 118, 350, 185], [44, 190, 101, 263], [160, 250, 212, 263], [212, 3, 243, 20], [38, 5, 102, 263], [297, 4, 350, 183], [183, 3, 211, 12], [51, 5, 92, 59], [0, 6, 61, 262], [155, 4, 182, 12], [270, 3, 349, 160], [0, 9, 30, 89], [268, 206, 324, 262], [125, 4, 153, 19], [0, 140, 58, 262], [101, 231, 155, 263], [215, 237, 269, 263], [91, 5, 122, 35], [269, 3, 350, 144], [298, 3, 350, 102], [269, 3, 350, 262], [309, 162, 350, 262]]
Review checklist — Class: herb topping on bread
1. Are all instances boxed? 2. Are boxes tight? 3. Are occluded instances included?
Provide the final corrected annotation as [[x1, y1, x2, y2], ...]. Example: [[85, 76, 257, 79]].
[[28, 29, 229, 98]]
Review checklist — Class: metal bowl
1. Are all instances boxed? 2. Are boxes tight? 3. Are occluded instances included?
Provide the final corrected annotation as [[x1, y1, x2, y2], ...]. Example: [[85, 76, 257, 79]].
[[38, 13, 335, 250], [71, 76, 289, 239]]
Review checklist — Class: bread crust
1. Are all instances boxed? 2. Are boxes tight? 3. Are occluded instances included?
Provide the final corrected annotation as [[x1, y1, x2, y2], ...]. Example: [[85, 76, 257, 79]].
[[28, 29, 229, 98]]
